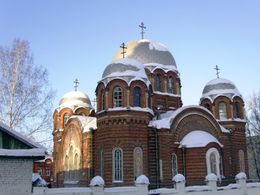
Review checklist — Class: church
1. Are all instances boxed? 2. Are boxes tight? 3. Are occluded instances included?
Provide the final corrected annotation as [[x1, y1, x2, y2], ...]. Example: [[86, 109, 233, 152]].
[[52, 26, 248, 188]]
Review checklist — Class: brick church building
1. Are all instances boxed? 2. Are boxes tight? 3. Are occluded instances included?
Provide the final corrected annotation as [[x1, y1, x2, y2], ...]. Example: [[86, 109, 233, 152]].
[[52, 35, 248, 188]]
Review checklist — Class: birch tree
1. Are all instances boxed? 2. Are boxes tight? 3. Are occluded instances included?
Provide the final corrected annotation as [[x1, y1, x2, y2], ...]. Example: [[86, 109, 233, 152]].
[[247, 91, 260, 179], [0, 39, 54, 147]]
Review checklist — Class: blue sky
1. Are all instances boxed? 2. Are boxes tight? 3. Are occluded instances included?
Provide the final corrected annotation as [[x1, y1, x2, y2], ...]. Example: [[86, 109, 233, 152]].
[[1, 0, 259, 108]]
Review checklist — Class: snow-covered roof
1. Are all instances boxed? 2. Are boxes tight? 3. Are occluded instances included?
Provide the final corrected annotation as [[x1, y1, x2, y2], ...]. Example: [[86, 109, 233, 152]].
[[112, 39, 177, 67], [68, 115, 97, 132], [179, 130, 223, 148], [58, 91, 93, 111], [0, 148, 45, 157], [0, 121, 44, 149], [201, 78, 242, 102], [101, 58, 150, 87], [149, 105, 213, 129], [145, 63, 179, 75]]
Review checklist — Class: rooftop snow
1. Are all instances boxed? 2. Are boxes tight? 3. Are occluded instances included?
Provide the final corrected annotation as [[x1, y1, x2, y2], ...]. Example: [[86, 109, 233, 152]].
[[69, 115, 97, 132], [149, 105, 214, 129], [0, 148, 45, 157], [179, 130, 223, 148]]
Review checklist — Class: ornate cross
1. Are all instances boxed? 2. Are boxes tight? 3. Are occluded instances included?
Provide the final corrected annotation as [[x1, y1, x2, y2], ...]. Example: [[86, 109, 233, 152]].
[[120, 42, 127, 58], [74, 79, 79, 91], [214, 65, 220, 78], [139, 22, 146, 39]]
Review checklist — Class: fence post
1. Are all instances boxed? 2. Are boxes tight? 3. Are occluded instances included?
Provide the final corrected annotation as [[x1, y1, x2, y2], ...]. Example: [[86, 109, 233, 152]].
[[205, 173, 217, 195], [173, 174, 186, 195], [235, 172, 247, 195], [135, 175, 149, 195], [90, 176, 105, 195], [32, 187, 45, 195]]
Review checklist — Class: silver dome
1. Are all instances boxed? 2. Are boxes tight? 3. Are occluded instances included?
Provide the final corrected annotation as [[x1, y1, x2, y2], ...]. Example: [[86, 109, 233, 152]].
[[201, 78, 241, 101], [59, 91, 93, 109], [113, 39, 177, 67]]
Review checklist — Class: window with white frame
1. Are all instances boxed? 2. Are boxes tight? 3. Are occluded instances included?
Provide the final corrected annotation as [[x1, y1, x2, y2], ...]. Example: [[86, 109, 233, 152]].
[[206, 148, 221, 178], [63, 113, 70, 125], [45, 169, 50, 176], [219, 102, 227, 119], [234, 102, 240, 118], [168, 76, 174, 93], [155, 74, 162, 91], [113, 86, 123, 107], [172, 153, 178, 177], [113, 148, 123, 182], [101, 92, 105, 110]]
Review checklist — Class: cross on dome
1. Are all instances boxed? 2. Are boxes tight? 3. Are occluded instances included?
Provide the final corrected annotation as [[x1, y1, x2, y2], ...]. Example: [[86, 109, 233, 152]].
[[214, 65, 220, 78], [74, 78, 79, 91], [120, 42, 127, 58], [139, 22, 146, 39]]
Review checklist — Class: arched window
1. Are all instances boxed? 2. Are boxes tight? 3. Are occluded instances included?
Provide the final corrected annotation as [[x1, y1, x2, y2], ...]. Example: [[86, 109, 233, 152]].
[[234, 102, 240, 118], [63, 113, 70, 125], [101, 92, 105, 110], [113, 148, 123, 182], [100, 150, 104, 178], [133, 87, 141, 107], [205, 103, 211, 112], [206, 148, 221, 178], [134, 147, 143, 178], [176, 82, 181, 94], [219, 102, 227, 119], [155, 74, 162, 91], [74, 153, 78, 169], [168, 76, 174, 93], [65, 155, 69, 180], [113, 86, 123, 107], [239, 150, 245, 172], [172, 153, 178, 177]]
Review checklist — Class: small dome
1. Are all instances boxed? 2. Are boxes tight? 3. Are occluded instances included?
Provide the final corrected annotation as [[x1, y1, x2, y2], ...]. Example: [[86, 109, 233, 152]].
[[59, 91, 93, 109], [113, 39, 177, 67], [201, 78, 241, 101], [101, 58, 149, 86]]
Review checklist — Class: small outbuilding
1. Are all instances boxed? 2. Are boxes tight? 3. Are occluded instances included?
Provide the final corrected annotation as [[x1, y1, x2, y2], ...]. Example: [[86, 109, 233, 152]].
[[0, 122, 45, 195]]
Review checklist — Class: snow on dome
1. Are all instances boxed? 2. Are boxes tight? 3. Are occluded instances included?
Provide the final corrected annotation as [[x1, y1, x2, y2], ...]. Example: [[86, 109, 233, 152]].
[[58, 91, 93, 110], [90, 176, 105, 186], [112, 39, 177, 67], [135, 175, 150, 185], [201, 78, 241, 102], [101, 58, 150, 87], [172, 174, 185, 183], [179, 130, 223, 148]]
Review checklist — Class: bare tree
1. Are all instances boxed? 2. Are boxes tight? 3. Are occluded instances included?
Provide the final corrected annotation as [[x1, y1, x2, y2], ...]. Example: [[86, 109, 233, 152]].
[[0, 39, 54, 147], [247, 91, 260, 179]]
